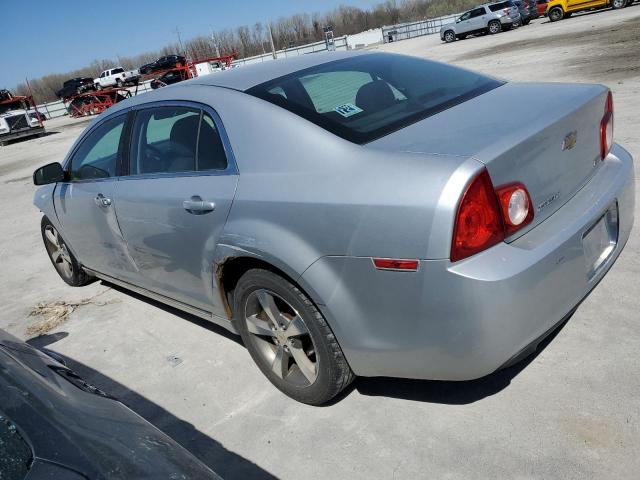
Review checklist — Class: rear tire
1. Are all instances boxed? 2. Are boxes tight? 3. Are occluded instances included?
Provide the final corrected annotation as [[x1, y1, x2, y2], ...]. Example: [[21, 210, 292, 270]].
[[488, 20, 502, 34], [234, 269, 355, 405], [548, 6, 564, 21], [612, 0, 626, 7], [41, 216, 91, 287], [443, 30, 456, 43]]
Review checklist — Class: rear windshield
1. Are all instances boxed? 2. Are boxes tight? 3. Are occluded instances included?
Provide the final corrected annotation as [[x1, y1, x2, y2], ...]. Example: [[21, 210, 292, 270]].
[[246, 53, 502, 144], [489, 1, 514, 11]]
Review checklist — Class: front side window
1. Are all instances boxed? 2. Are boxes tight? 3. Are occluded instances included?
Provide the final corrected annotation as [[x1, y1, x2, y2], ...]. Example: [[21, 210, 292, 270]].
[[247, 53, 502, 144], [459, 11, 471, 20], [70, 115, 125, 180], [129, 106, 228, 175]]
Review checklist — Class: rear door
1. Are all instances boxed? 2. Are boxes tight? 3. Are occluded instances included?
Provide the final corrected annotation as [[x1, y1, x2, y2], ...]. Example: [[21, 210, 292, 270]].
[[114, 103, 238, 315], [54, 113, 135, 278], [468, 7, 488, 30]]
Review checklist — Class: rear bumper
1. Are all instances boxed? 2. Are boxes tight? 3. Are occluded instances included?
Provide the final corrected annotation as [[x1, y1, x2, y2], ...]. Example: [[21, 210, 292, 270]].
[[302, 144, 634, 380]]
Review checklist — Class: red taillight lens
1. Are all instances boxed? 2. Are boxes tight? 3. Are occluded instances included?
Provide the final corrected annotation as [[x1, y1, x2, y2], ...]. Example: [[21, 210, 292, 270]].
[[495, 183, 534, 236], [451, 169, 504, 262], [373, 258, 419, 271], [600, 91, 614, 161]]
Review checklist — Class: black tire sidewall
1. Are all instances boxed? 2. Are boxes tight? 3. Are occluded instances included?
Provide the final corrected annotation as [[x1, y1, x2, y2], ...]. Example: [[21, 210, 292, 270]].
[[41, 216, 88, 287], [233, 269, 348, 405]]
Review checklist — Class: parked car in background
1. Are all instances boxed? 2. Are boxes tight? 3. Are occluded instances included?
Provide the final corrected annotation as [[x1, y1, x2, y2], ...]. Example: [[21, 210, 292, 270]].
[[547, 0, 630, 21], [139, 54, 187, 74], [526, 0, 539, 17], [513, 0, 532, 23], [0, 329, 221, 479], [536, 0, 549, 16], [55, 77, 95, 99], [94, 67, 140, 89], [486, 0, 522, 28], [32, 51, 634, 405], [150, 69, 187, 89], [440, 3, 514, 42]]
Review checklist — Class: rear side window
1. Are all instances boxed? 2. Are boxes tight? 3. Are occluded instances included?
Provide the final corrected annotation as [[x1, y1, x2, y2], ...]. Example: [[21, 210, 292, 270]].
[[0, 415, 32, 480], [112, 68, 124, 74], [70, 114, 125, 180], [489, 1, 512, 11], [247, 53, 502, 144], [129, 106, 228, 175], [470, 7, 486, 17]]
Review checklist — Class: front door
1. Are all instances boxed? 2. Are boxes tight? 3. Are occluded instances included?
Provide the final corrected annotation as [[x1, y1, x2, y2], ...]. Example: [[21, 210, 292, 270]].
[[54, 113, 135, 278], [114, 104, 238, 315]]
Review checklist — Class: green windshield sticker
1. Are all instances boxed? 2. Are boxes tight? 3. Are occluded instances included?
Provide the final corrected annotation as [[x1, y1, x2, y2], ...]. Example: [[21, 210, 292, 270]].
[[334, 103, 363, 118]]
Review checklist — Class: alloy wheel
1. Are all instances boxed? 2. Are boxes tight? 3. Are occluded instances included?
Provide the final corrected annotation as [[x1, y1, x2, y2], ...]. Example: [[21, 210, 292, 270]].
[[244, 289, 318, 386], [445, 31, 455, 42], [44, 225, 74, 280]]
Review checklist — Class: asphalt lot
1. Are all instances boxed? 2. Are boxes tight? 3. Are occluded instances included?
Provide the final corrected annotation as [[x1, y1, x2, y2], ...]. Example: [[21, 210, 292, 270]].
[[1, 6, 639, 479]]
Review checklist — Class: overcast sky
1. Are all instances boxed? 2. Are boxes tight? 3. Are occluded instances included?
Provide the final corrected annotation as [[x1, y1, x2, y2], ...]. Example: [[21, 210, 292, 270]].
[[1, 0, 380, 88]]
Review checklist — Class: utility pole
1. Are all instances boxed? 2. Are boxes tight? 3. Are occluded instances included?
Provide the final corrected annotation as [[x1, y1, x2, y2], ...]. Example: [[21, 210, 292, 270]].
[[267, 21, 277, 59], [174, 27, 185, 55], [209, 25, 220, 57]]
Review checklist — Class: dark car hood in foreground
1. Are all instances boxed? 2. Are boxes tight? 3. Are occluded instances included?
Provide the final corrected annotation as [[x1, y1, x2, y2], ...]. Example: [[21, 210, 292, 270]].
[[0, 330, 220, 480]]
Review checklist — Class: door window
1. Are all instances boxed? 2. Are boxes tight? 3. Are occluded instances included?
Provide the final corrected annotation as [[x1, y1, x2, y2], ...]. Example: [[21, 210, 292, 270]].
[[129, 106, 228, 175], [130, 107, 199, 175], [470, 7, 486, 17], [198, 113, 228, 171], [70, 114, 125, 180], [458, 11, 471, 20]]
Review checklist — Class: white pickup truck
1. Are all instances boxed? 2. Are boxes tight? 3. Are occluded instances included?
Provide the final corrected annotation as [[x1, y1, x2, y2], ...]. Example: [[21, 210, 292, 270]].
[[94, 67, 140, 89]]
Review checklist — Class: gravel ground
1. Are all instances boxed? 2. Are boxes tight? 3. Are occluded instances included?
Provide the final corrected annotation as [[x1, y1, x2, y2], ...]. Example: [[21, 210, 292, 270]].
[[0, 6, 639, 479]]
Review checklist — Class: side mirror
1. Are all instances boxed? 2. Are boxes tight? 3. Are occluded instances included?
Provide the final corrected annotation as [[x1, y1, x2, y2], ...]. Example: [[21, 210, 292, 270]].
[[33, 162, 65, 185]]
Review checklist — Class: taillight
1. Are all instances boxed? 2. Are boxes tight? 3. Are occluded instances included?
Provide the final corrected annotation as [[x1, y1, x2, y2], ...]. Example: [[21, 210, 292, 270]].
[[451, 170, 535, 262], [451, 169, 504, 262], [600, 91, 613, 161], [495, 183, 534, 236]]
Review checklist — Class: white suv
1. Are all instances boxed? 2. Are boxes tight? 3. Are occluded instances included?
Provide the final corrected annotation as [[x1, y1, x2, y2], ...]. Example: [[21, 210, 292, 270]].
[[440, 2, 518, 43]]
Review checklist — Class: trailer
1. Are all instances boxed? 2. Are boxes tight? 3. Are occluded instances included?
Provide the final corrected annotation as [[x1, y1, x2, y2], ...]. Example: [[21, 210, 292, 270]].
[[64, 88, 132, 118]]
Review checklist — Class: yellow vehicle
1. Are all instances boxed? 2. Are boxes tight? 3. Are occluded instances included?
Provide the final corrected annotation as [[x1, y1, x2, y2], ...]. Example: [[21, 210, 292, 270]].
[[546, 0, 632, 21]]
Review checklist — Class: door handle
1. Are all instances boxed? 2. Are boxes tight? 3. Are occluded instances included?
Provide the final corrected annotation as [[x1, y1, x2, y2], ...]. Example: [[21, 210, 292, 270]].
[[183, 196, 215, 214], [94, 193, 112, 207]]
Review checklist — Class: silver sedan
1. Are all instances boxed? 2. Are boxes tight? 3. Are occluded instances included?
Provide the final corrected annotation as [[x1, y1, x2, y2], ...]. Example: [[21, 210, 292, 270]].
[[33, 51, 635, 405]]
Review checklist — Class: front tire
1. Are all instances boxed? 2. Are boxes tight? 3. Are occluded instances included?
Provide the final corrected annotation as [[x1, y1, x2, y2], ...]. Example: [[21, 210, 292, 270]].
[[548, 6, 564, 21], [41, 216, 91, 287], [234, 269, 354, 405], [612, 0, 626, 7], [443, 30, 456, 43], [488, 20, 502, 34]]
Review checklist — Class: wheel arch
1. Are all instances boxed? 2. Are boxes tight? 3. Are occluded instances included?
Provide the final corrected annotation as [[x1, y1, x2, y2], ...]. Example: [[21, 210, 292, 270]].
[[213, 245, 329, 324]]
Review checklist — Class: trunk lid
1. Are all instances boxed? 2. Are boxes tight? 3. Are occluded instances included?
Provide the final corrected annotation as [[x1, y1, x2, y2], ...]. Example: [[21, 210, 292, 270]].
[[367, 81, 609, 237]]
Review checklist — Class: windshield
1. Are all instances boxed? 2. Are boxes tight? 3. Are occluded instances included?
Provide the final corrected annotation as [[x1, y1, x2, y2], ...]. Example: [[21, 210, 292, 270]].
[[0, 101, 26, 115], [246, 53, 502, 144]]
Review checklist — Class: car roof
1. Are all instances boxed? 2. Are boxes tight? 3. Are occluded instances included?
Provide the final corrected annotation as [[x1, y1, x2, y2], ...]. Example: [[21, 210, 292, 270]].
[[189, 50, 373, 91]]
